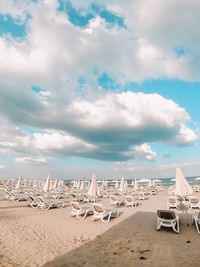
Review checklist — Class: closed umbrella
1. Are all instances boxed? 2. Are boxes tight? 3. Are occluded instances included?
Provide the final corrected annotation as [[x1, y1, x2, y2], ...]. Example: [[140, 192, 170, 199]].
[[134, 178, 138, 191], [119, 177, 127, 194], [115, 180, 119, 189], [43, 175, 51, 192], [15, 176, 22, 189], [80, 180, 86, 191], [175, 167, 193, 197], [175, 167, 193, 226], [88, 174, 100, 198], [53, 179, 58, 189]]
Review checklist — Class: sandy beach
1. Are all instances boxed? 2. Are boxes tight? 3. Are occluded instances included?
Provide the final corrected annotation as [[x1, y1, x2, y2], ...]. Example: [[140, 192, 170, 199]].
[[1, 190, 200, 267]]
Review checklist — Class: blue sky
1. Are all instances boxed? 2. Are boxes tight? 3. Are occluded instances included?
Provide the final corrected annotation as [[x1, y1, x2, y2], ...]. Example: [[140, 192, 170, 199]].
[[0, 0, 200, 179]]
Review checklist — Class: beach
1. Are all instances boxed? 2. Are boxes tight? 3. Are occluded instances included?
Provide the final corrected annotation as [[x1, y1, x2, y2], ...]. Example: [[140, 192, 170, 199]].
[[0, 190, 200, 267]]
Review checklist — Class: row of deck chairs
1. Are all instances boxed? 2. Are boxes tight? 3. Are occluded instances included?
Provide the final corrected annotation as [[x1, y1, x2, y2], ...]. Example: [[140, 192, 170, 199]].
[[4, 187, 71, 210], [28, 195, 70, 210], [70, 201, 120, 223], [167, 196, 200, 209], [157, 209, 200, 234]]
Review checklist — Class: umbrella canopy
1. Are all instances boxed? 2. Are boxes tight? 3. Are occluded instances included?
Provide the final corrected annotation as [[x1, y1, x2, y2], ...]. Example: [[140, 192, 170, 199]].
[[80, 180, 86, 191], [53, 179, 59, 189], [134, 178, 138, 190], [175, 167, 193, 197], [6, 178, 11, 186], [138, 178, 150, 183], [88, 174, 100, 197], [119, 177, 127, 193], [115, 180, 119, 189], [195, 177, 200, 181], [15, 176, 22, 189], [76, 179, 81, 190], [43, 175, 52, 192], [153, 179, 162, 183]]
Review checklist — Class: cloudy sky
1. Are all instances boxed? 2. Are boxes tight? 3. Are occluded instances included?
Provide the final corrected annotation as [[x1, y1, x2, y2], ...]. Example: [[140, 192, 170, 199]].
[[0, 0, 200, 179]]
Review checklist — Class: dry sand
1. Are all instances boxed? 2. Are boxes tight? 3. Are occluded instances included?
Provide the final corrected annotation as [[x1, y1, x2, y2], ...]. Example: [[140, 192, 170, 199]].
[[43, 211, 200, 267], [0, 190, 200, 267]]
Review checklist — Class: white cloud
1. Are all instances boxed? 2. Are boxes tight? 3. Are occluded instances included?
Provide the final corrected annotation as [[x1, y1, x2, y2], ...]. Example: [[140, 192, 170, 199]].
[[14, 156, 47, 164], [33, 132, 94, 151]]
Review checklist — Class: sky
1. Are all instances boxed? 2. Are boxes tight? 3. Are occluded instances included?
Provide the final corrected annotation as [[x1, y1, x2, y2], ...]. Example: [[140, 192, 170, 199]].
[[0, 0, 200, 180]]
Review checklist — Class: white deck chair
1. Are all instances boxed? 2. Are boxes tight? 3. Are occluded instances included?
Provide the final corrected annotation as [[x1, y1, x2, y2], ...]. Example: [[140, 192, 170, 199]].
[[192, 212, 200, 233], [167, 196, 179, 209], [70, 201, 93, 219], [92, 203, 120, 223], [109, 195, 124, 207], [157, 210, 179, 233], [124, 195, 139, 207], [38, 196, 66, 210], [188, 196, 200, 209]]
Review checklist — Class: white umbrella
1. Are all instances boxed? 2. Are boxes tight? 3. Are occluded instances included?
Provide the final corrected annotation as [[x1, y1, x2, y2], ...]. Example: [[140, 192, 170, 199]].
[[195, 177, 200, 181], [138, 178, 150, 183], [15, 176, 22, 189], [175, 167, 193, 226], [43, 175, 51, 192], [175, 167, 193, 197], [33, 179, 37, 189], [115, 180, 119, 189], [76, 179, 81, 190], [58, 180, 64, 188], [53, 179, 59, 189], [88, 174, 100, 197], [134, 178, 138, 190], [80, 180, 86, 191], [119, 177, 127, 194], [6, 178, 11, 186]]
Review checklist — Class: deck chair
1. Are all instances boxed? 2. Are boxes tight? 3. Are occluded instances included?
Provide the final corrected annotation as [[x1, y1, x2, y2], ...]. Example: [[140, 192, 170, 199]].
[[157, 209, 179, 233], [109, 195, 124, 207], [70, 201, 93, 219], [192, 212, 200, 233], [167, 196, 179, 209], [124, 195, 139, 207], [188, 197, 200, 209], [38, 196, 66, 210], [92, 203, 120, 223]]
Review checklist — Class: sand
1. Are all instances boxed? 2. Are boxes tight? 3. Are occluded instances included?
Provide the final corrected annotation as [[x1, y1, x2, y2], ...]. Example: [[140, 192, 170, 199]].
[[0, 190, 200, 267], [43, 212, 200, 267]]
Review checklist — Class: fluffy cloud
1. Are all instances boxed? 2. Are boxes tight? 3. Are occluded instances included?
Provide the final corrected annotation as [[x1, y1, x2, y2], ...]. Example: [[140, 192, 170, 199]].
[[0, 0, 199, 172], [0, 91, 197, 162], [1, 0, 200, 91], [14, 156, 47, 164]]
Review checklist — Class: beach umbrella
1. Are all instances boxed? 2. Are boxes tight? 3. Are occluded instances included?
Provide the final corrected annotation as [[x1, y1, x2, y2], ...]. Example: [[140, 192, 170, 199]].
[[58, 180, 64, 188], [43, 175, 51, 192], [80, 180, 86, 191], [138, 178, 150, 183], [15, 176, 22, 189], [175, 167, 193, 226], [153, 179, 162, 183], [88, 174, 100, 197], [33, 179, 37, 189], [195, 177, 200, 181], [119, 177, 127, 194], [175, 167, 193, 197], [6, 178, 11, 186], [115, 180, 119, 189], [134, 178, 138, 190], [76, 179, 81, 190], [53, 179, 59, 189]]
